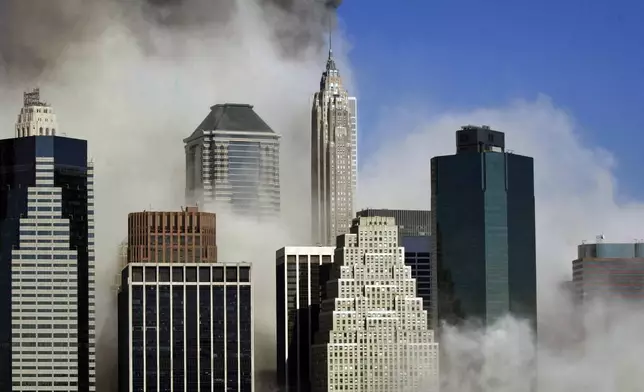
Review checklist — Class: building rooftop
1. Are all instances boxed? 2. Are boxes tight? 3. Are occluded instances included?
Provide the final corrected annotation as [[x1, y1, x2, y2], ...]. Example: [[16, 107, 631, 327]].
[[195, 103, 274, 134]]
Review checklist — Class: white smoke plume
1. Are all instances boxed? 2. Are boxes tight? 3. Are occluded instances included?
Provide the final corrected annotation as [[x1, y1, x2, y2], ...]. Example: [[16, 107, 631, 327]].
[[360, 97, 644, 391], [3, 0, 644, 391], [0, 0, 349, 391]]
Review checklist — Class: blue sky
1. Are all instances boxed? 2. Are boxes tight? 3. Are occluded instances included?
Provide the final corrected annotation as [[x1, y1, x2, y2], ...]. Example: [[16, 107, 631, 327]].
[[339, 0, 644, 198]]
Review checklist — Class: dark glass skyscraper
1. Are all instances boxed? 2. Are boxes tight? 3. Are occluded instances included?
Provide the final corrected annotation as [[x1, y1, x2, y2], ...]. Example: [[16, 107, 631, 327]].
[[0, 135, 95, 391], [431, 125, 536, 331], [118, 262, 253, 392], [402, 236, 433, 327]]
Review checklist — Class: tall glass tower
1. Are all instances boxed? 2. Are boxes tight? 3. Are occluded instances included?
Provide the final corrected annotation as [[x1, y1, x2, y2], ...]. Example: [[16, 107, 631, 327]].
[[184, 103, 281, 219], [431, 125, 537, 331], [0, 89, 95, 391]]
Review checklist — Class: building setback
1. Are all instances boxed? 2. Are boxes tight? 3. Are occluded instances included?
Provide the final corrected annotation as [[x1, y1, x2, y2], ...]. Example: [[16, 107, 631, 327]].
[[311, 217, 439, 392], [275, 246, 335, 392], [356, 209, 431, 242], [432, 125, 537, 331], [573, 241, 644, 301], [311, 49, 358, 246], [356, 210, 434, 326], [184, 103, 281, 219], [118, 262, 253, 392], [127, 206, 217, 263], [0, 91, 96, 392]]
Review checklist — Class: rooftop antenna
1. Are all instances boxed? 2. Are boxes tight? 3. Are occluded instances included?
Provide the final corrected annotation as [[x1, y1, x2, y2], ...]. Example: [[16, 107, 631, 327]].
[[596, 234, 605, 243], [328, 9, 333, 59]]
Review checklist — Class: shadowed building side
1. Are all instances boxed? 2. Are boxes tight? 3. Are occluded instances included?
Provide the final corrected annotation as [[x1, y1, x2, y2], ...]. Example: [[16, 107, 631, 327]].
[[275, 246, 334, 392]]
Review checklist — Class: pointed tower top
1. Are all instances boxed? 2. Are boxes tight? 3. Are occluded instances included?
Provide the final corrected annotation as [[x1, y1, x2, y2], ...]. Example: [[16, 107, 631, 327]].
[[325, 11, 337, 72]]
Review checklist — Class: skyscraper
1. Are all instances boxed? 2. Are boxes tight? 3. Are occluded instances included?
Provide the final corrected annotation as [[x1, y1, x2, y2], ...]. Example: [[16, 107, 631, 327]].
[[119, 208, 254, 392], [0, 90, 95, 391], [118, 262, 254, 392], [311, 216, 439, 392], [432, 125, 537, 331], [275, 246, 335, 392], [184, 103, 281, 218], [311, 49, 358, 246]]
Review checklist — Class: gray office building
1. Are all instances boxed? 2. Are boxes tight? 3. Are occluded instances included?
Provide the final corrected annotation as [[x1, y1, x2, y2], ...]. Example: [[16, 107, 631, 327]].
[[356, 209, 431, 241], [184, 103, 281, 219], [118, 262, 254, 392]]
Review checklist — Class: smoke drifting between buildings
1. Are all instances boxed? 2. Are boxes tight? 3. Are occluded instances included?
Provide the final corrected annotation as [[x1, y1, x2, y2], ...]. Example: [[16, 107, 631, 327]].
[[4, 1, 644, 392], [0, 0, 347, 391]]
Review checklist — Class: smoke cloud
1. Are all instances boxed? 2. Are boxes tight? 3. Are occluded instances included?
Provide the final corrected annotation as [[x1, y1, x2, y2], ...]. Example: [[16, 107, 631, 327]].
[[359, 97, 644, 390], [0, 0, 348, 391], [3, 0, 644, 390]]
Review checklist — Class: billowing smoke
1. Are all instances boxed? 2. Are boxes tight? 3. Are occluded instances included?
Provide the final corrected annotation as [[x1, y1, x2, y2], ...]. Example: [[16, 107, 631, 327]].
[[0, 0, 340, 82], [0, 0, 347, 391]]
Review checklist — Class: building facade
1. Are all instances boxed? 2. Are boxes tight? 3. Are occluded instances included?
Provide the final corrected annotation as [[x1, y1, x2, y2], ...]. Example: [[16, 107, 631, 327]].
[[118, 262, 253, 392], [356, 209, 431, 241], [0, 121, 95, 390], [573, 242, 644, 301], [311, 217, 439, 392], [184, 103, 281, 219], [402, 236, 433, 327], [127, 206, 217, 263], [311, 50, 358, 246], [275, 246, 335, 392], [432, 125, 537, 331]]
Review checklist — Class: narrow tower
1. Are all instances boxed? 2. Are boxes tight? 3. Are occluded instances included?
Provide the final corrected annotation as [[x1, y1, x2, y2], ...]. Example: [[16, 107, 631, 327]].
[[311, 39, 358, 246]]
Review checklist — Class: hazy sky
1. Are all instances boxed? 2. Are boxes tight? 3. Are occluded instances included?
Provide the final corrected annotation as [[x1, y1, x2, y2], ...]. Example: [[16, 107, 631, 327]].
[[341, 0, 644, 199]]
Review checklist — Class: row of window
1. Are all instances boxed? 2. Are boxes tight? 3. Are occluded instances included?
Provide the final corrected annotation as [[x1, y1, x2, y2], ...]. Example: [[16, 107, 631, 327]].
[[129, 266, 250, 283]]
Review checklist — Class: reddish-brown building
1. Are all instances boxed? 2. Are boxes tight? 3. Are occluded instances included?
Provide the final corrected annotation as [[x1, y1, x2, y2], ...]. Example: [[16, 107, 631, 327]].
[[127, 206, 217, 263]]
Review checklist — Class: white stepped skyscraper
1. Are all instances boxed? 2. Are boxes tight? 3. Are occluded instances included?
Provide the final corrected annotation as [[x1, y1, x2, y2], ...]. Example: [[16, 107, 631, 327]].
[[311, 216, 439, 392], [311, 48, 358, 246]]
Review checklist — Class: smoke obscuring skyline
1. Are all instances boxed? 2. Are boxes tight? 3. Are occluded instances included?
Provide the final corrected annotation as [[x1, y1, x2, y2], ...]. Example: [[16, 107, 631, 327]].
[[3, 0, 644, 391], [0, 0, 347, 390]]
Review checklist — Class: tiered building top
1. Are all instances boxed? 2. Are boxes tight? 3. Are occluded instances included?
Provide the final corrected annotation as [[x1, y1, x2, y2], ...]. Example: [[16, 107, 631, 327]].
[[311, 216, 439, 392], [15, 88, 59, 137]]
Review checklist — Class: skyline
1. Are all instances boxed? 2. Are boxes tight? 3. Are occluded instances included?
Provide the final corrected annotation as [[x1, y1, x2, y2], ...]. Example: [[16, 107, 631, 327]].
[[1, 0, 644, 391]]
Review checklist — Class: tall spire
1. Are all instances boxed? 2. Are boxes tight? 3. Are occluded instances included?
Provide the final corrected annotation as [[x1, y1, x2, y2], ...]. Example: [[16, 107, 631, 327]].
[[325, 11, 337, 72]]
